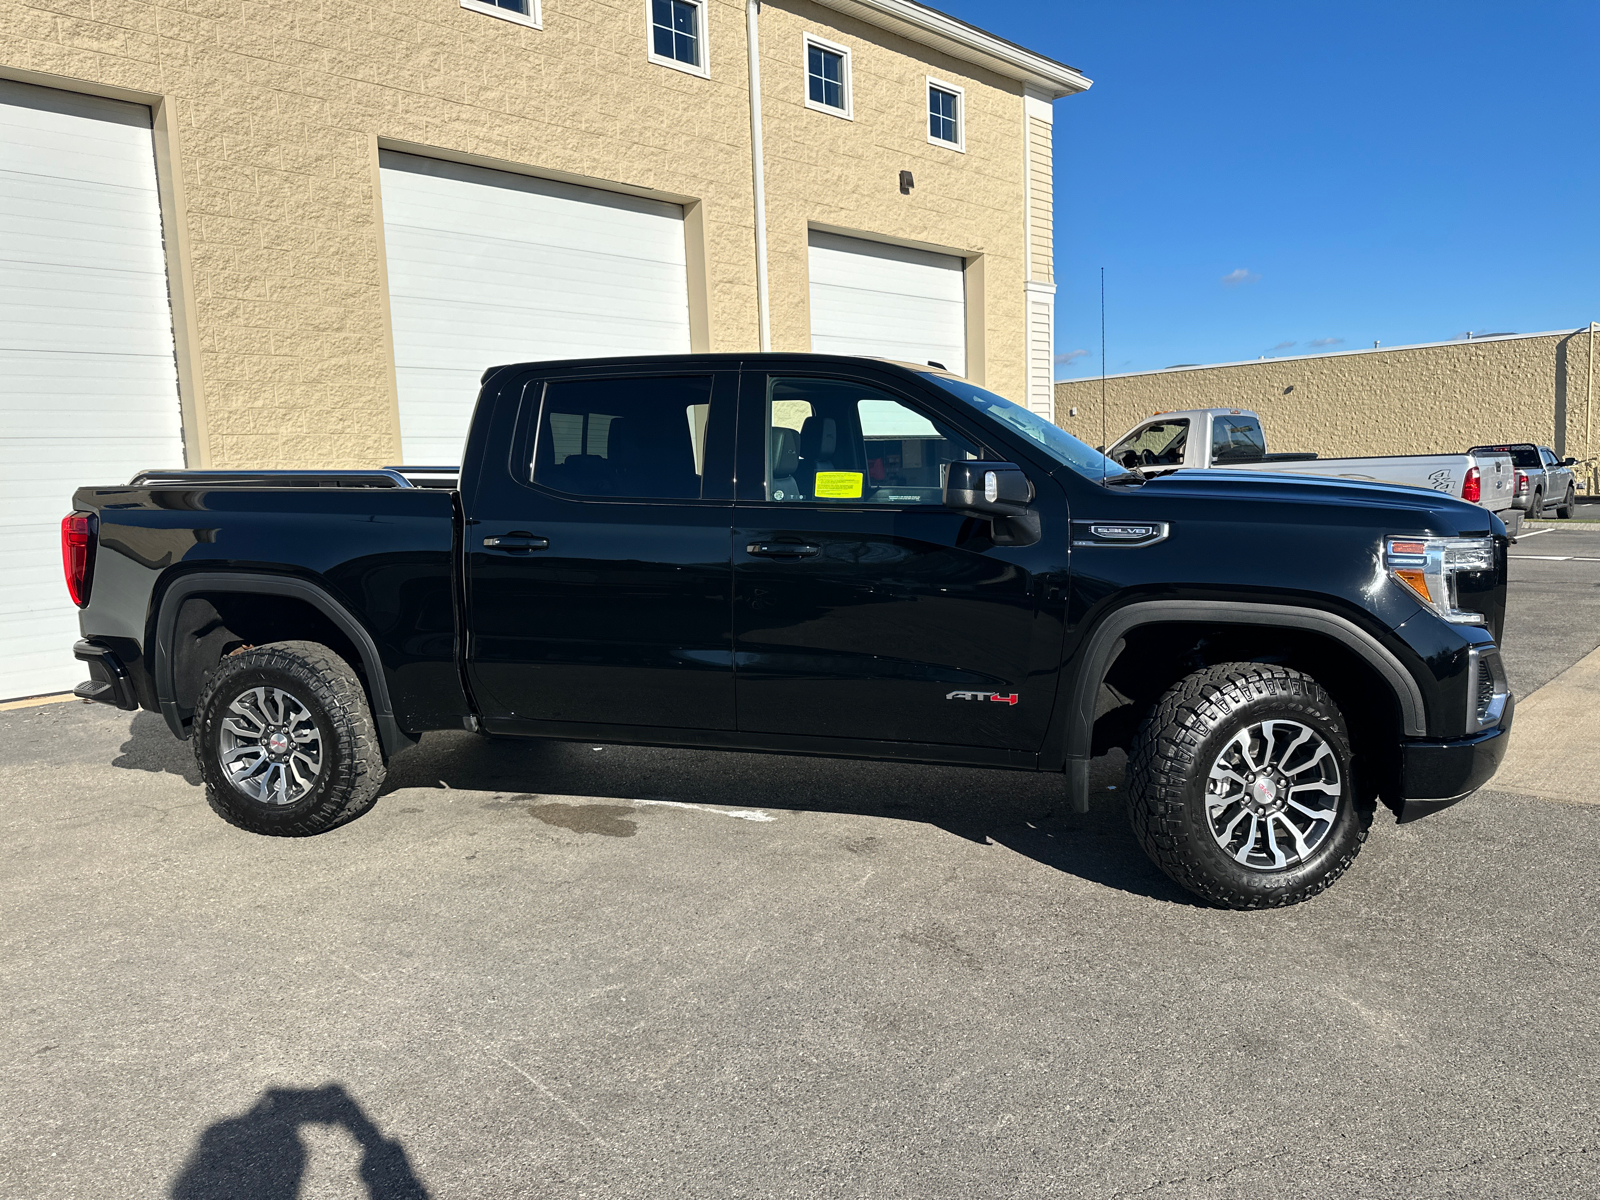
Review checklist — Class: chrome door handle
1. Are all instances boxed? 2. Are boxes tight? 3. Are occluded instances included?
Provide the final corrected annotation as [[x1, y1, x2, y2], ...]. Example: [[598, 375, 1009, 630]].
[[747, 542, 821, 559], [483, 534, 549, 551]]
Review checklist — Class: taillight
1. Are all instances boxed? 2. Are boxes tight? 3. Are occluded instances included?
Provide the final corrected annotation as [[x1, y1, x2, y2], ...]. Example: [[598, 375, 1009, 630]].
[[1514, 470, 1527, 496], [1462, 466, 1481, 503], [61, 512, 97, 608]]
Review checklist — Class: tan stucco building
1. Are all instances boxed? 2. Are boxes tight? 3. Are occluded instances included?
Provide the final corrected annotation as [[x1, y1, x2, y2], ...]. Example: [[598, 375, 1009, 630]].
[[1, 0, 1087, 469], [1054, 327, 1600, 489]]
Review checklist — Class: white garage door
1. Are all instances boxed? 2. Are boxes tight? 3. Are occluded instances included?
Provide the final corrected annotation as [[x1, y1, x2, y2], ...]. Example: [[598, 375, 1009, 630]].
[[0, 81, 184, 702], [808, 230, 966, 376], [379, 152, 692, 465]]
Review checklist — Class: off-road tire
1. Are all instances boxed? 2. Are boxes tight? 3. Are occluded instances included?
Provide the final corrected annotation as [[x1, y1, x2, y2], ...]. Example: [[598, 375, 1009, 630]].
[[192, 640, 386, 836], [1557, 487, 1575, 519], [1126, 662, 1372, 909], [1531, 489, 1544, 518]]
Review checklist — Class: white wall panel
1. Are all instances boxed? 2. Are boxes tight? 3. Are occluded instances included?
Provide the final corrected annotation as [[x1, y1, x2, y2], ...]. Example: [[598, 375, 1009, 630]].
[[1025, 283, 1056, 417], [379, 152, 692, 465], [807, 231, 966, 376], [0, 80, 184, 701]]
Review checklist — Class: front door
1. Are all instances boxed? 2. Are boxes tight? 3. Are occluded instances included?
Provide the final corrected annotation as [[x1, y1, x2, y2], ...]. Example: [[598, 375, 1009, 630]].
[[732, 368, 1063, 751], [465, 368, 737, 730]]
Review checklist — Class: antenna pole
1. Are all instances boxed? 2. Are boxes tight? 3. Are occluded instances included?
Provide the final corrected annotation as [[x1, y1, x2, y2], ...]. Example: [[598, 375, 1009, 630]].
[[1100, 267, 1107, 484]]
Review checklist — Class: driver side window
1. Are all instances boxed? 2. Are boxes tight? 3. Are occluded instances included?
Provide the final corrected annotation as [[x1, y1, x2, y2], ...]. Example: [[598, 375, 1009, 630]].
[[1112, 418, 1190, 468], [765, 378, 982, 504]]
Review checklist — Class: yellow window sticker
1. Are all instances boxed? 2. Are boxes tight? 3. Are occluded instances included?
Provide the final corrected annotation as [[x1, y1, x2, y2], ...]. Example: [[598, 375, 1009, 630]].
[[813, 471, 864, 499]]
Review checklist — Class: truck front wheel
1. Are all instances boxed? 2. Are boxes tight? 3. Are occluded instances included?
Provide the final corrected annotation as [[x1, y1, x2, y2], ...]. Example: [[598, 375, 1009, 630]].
[[192, 640, 386, 836], [1126, 663, 1371, 908]]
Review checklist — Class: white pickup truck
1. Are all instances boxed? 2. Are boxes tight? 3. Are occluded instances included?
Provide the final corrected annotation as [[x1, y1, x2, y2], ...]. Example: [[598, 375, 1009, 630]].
[[1105, 408, 1519, 529]]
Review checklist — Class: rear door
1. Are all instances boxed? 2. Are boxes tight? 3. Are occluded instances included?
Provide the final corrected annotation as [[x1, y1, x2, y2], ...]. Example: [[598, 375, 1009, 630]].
[[731, 364, 1065, 753], [464, 366, 737, 731]]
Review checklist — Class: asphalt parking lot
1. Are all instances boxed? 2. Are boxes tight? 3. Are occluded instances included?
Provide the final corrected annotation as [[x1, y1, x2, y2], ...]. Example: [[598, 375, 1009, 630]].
[[4, 524, 1599, 1199]]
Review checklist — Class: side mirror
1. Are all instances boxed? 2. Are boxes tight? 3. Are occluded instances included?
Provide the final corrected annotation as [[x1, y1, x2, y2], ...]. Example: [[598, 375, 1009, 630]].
[[1561, 457, 1578, 467], [943, 461, 1039, 546]]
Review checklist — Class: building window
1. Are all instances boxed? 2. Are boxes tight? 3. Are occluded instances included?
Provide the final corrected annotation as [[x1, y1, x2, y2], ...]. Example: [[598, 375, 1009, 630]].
[[649, 0, 708, 77], [804, 35, 852, 119], [459, 0, 541, 30], [927, 79, 964, 150]]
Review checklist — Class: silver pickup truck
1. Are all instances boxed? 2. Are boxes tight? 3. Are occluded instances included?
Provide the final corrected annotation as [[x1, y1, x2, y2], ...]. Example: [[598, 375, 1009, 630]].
[[1106, 408, 1519, 529], [1468, 443, 1581, 519]]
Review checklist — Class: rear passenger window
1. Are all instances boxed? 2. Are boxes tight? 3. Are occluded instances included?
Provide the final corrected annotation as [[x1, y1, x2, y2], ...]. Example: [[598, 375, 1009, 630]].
[[532, 376, 712, 499]]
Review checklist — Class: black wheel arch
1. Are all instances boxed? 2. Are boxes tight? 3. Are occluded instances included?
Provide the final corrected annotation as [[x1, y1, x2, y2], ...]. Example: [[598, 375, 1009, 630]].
[[152, 572, 418, 758], [1048, 600, 1427, 810]]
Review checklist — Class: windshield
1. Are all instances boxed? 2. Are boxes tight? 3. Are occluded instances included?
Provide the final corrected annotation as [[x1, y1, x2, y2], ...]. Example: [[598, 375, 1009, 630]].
[[922, 375, 1136, 482]]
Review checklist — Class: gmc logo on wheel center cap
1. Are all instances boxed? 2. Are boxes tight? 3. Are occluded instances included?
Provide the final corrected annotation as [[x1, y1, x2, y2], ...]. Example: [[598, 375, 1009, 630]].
[[945, 691, 1019, 705]]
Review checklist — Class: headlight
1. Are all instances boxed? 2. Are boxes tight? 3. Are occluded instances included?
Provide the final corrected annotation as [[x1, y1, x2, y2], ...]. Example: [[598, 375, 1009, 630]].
[[1384, 536, 1495, 625]]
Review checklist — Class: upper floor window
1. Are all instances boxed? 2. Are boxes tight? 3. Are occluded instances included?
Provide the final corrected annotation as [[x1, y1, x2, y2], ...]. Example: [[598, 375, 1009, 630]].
[[927, 79, 963, 150], [460, 0, 541, 31], [649, 0, 708, 77], [804, 35, 852, 119]]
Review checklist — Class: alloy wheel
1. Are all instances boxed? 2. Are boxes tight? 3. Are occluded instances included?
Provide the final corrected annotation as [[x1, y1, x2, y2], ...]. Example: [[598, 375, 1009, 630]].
[[1204, 719, 1342, 870], [219, 686, 325, 805]]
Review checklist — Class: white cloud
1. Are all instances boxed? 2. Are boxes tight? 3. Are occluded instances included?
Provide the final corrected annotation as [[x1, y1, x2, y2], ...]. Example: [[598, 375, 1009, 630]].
[[1054, 349, 1089, 366], [1221, 268, 1261, 287], [1308, 337, 1344, 347], [1270, 340, 1295, 350]]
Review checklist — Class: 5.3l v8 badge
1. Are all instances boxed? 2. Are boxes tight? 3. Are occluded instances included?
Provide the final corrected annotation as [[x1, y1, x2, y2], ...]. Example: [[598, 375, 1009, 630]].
[[946, 691, 1019, 705]]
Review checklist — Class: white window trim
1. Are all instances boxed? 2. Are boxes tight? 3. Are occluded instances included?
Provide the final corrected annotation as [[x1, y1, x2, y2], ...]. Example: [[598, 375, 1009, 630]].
[[646, 0, 711, 79], [803, 33, 853, 120], [926, 76, 965, 152], [459, 0, 542, 31]]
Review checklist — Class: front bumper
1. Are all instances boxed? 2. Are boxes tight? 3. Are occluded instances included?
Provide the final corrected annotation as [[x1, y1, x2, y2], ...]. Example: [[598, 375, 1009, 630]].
[[1396, 693, 1515, 821]]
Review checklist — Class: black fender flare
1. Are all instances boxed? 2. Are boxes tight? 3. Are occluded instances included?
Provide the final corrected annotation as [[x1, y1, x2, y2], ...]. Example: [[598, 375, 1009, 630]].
[[152, 571, 417, 757], [1054, 600, 1427, 809]]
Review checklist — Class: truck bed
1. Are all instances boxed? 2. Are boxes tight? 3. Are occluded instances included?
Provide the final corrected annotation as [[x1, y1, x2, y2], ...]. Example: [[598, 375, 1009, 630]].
[[1215, 452, 1516, 515], [70, 471, 468, 741]]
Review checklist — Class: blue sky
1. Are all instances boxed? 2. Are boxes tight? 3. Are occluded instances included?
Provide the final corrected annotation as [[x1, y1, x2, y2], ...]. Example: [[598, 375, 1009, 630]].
[[936, 1, 1600, 378]]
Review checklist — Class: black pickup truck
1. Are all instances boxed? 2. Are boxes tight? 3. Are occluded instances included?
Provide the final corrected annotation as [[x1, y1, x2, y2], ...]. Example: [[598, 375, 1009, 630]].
[[64, 354, 1513, 908]]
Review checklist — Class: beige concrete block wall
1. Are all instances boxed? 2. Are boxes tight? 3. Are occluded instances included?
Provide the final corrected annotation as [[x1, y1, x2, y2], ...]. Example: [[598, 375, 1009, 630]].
[[1054, 330, 1600, 465], [757, 0, 1029, 399], [3, 0, 1040, 468]]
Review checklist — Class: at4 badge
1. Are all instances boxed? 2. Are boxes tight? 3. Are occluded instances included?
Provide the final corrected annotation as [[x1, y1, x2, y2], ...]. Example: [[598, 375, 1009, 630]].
[[946, 690, 1019, 705]]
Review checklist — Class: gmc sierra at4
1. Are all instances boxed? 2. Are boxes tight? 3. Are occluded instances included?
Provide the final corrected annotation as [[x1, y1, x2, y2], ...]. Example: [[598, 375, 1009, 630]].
[[63, 354, 1514, 908]]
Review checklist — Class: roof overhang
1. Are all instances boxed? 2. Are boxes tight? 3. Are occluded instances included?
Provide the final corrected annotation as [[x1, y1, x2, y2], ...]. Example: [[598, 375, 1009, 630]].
[[811, 0, 1092, 98]]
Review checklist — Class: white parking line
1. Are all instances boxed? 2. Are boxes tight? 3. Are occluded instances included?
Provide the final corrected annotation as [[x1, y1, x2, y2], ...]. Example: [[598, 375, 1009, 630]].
[[632, 798, 777, 822], [1511, 555, 1600, 562], [1517, 527, 1555, 539]]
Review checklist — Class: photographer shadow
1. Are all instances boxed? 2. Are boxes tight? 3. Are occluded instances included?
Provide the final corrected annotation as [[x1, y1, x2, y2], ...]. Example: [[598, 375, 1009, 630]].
[[170, 1084, 428, 1200]]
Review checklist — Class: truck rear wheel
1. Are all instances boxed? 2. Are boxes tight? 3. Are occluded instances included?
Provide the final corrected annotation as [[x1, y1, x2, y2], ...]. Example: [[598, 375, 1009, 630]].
[[1126, 663, 1370, 908], [192, 640, 386, 836]]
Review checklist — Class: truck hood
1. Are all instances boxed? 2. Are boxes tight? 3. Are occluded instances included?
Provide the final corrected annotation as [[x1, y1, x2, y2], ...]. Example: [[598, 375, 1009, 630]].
[[1123, 467, 1500, 537]]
